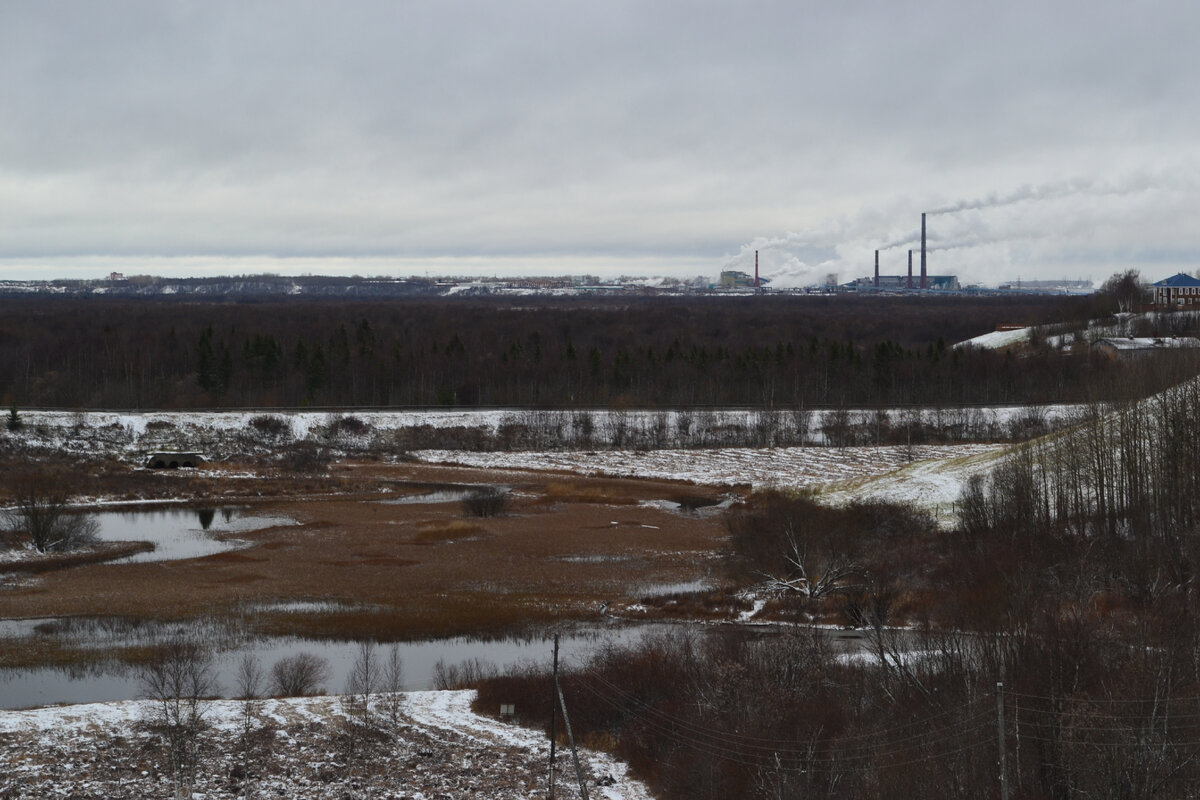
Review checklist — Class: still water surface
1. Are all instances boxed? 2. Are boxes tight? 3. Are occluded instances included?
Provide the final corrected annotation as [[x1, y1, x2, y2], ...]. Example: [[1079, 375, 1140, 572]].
[[0, 622, 662, 710], [91, 507, 295, 563]]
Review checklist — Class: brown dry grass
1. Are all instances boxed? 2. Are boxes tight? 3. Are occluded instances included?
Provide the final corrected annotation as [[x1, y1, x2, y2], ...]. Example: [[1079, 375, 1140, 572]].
[[411, 519, 486, 545], [0, 460, 736, 645], [540, 481, 638, 505], [0, 542, 153, 573]]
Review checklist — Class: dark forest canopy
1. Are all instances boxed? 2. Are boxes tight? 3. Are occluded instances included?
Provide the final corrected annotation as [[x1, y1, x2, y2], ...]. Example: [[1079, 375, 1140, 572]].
[[0, 293, 1185, 409]]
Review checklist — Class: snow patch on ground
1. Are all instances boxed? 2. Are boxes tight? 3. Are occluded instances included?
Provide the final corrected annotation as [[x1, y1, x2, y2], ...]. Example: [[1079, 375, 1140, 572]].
[[738, 598, 768, 622], [415, 443, 1005, 494], [0, 690, 655, 799], [817, 445, 1009, 520], [955, 327, 1031, 349]]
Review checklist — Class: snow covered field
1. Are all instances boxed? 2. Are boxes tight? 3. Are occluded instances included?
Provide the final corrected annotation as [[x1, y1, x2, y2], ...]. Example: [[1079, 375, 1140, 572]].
[[415, 442, 1008, 514], [0, 690, 648, 799]]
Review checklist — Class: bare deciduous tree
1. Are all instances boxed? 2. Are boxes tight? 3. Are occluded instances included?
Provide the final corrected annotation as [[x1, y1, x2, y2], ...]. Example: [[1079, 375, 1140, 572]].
[[727, 491, 864, 601], [382, 644, 406, 729], [1, 471, 98, 553], [1100, 269, 1150, 313], [236, 653, 265, 730], [344, 640, 379, 722], [138, 636, 218, 798], [234, 653, 266, 796]]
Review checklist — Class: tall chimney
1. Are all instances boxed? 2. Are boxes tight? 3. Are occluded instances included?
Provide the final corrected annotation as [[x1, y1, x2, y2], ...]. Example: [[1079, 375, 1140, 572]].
[[755, 250, 759, 288], [874, 250, 879, 288], [907, 249, 913, 289], [920, 212, 928, 290]]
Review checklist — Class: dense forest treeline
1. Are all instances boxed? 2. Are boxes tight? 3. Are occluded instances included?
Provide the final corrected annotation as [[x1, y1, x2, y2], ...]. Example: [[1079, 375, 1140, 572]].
[[0, 293, 1184, 409]]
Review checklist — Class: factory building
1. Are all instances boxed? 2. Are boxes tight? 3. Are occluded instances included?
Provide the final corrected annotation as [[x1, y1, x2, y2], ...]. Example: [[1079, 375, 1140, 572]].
[[853, 274, 960, 291], [854, 242, 959, 291]]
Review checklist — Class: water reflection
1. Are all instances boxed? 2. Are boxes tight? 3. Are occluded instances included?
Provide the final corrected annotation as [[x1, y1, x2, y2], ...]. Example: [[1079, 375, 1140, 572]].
[[90, 508, 295, 564], [380, 483, 509, 505], [0, 621, 662, 710]]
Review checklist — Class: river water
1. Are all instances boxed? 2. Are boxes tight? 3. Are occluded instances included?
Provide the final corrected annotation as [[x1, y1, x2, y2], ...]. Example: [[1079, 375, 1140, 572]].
[[0, 620, 666, 709]]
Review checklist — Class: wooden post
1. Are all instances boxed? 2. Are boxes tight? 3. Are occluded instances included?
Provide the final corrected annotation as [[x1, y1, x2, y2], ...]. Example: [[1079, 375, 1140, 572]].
[[549, 634, 558, 799], [556, 674, 590, 800]]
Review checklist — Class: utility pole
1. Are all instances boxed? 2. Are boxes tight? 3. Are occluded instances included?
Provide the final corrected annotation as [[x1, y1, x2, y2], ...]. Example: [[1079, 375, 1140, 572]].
[[556, 670, 590, 800], [998, 681, 1009, 800], [549, 635, 559, 799]]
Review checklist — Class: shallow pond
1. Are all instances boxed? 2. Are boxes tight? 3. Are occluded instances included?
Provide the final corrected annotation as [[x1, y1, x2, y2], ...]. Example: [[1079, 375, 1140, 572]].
[[91, 507, 295, 563], [380, 484, 509, 505]]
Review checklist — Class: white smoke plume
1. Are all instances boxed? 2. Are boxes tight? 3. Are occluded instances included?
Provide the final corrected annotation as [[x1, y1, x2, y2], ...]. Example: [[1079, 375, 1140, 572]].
[[724, 165, 1200, 287], [927, 167, 1195, 216], [927, 178, 1098, 215]]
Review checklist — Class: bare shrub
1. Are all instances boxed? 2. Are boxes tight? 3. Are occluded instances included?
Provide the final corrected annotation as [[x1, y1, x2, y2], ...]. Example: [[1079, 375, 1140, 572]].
[[248, 414, 292, 440], [821, 407, 855, 447], [432, 657, 498, 690], [461, 487, 508, 518], [1006, 405, 1049, 441], [497, 421, 536, 450], [277, 441, 331, 474], [269, 652, 331, 697], [326, 414, 370, 437], [1, 471, 99, 553]]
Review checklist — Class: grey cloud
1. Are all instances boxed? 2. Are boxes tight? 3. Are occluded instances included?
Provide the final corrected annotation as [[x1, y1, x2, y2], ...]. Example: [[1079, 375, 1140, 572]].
[[2, 1, 1200, 282]]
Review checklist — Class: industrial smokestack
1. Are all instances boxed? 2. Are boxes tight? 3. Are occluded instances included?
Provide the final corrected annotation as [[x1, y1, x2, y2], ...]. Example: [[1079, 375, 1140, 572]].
[[874, 250, 879, 288], [755, 250, 759, 288], [920, 213, 927, 290], [907, 249, 913, 289]]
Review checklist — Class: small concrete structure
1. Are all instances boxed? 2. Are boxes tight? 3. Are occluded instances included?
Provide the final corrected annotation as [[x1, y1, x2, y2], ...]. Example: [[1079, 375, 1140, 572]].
[[145, 452, 204, 469]]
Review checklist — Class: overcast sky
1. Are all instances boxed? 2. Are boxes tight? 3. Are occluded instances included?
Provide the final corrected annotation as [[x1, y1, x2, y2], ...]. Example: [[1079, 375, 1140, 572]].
[[2, 1, 1198, 286]]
